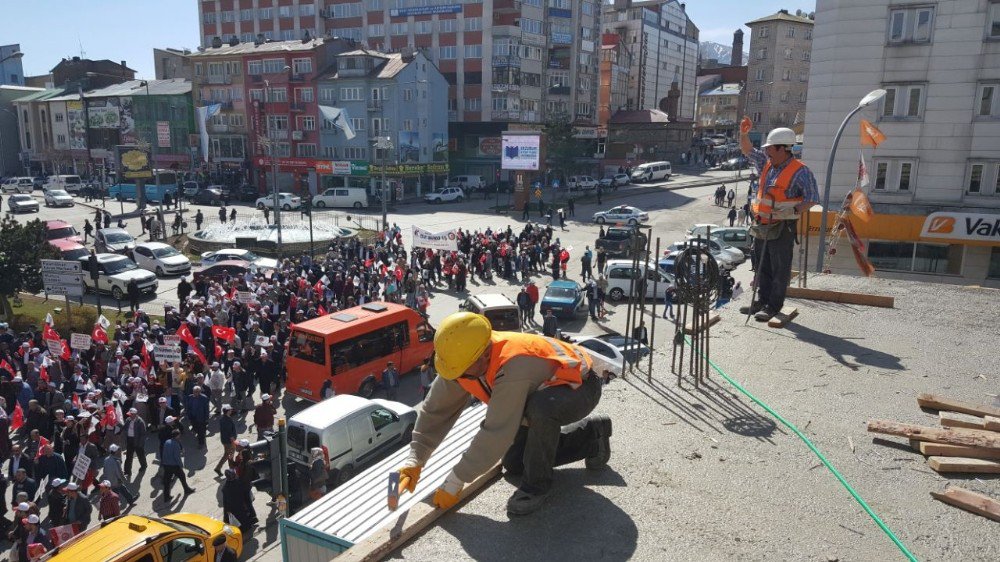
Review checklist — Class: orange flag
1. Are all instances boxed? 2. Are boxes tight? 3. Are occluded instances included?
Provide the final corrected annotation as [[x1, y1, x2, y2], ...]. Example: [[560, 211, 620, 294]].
[[860, 119, 886, 148], [847, 189, 874, 223]]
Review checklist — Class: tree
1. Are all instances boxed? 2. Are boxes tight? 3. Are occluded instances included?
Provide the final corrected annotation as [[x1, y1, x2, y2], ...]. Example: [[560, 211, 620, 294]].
[[543, 112, 580, 183], [0, 217, 62, 320]]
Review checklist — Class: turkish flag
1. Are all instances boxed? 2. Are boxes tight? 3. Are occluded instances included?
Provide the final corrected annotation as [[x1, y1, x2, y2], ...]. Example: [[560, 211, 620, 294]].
[[11, 403, 24, 431], [92, 323, 109, 344], [212, 325, 236, 342], [177, 322, 208, 365]]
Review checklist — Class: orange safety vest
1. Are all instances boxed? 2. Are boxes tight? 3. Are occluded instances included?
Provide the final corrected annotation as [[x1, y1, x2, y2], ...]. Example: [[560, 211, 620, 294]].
[[456, 332, 593, 404], [753, 158, 805, 224]]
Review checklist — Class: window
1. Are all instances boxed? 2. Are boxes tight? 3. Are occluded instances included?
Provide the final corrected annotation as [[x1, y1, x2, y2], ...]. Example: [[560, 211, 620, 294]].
[[868, 241, 963, 275], [465, 45, 482, 58], [872, 159, 917, 192], [465, 17, 482, 31], [300, 116, 316, 130], [159, 537, 203, 562], [977, 84, 999, 117], [262, 58, 285, 74], [292, 58, 312, 75], [881, 85, 924, 119], [888, 7, 934, 44], [298, 144, 318, 157]]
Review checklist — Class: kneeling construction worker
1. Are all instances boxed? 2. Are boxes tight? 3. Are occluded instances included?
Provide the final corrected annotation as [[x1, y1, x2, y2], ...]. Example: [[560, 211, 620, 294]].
[[397, 312, 612, 516]]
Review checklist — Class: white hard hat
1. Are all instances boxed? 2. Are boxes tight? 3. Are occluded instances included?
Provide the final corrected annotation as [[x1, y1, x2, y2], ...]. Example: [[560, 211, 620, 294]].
[[762, 127, 797, 148]]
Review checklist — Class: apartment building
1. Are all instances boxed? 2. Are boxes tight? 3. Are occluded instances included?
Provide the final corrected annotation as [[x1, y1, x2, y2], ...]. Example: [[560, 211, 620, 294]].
[[803, 0, 1000, 286], [197, 0, 600, 180], [744, 9, 813, 142], [601, 0, 699, 119]]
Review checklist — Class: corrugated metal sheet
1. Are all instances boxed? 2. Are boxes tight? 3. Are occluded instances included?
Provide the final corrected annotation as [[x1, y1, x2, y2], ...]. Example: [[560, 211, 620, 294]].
[[282, 404, 487, 559]]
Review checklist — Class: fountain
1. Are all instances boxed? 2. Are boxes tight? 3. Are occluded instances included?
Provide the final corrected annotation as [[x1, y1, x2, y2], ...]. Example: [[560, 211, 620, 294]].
[[187, 217, 357, 256]]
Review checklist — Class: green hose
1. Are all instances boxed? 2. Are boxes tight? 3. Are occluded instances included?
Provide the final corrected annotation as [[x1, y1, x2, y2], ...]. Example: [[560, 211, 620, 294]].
[[684, 336, 917, 561]]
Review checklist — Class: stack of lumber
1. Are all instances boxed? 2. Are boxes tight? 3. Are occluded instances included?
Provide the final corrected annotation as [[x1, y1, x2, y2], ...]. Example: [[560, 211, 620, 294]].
[[867, 393, 1000, 523]]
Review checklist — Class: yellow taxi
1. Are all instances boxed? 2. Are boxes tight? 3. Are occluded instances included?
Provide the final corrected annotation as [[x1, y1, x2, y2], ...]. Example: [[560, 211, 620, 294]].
[[40, 513, 242, 562]]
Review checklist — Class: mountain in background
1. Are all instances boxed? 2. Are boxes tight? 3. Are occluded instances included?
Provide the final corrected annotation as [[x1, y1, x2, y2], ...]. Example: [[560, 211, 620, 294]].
[[699, 41, 748, 65]]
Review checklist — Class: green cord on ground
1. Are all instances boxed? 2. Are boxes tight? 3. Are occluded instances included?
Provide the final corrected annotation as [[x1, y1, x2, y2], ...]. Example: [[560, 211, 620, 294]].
[[684, 336, 917, 562]]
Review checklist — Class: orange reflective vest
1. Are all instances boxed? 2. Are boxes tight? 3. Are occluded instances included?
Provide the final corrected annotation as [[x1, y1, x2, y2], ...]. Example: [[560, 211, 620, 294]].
[[456, 332, 593, 404], [753, 158, 805, 224]]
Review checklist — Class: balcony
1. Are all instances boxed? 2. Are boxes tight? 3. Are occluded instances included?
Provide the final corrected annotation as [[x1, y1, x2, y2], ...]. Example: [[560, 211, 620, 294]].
[[492, 83, 521, 94], [367, 100, 383, 112]]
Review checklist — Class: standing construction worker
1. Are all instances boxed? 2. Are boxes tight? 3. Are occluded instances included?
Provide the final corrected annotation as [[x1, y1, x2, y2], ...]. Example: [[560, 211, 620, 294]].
[[738, 116, 819, 322], [394, 312, 612, 517]]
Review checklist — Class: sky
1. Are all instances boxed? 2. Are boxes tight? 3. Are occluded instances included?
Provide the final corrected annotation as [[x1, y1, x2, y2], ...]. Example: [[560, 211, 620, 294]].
[[5, 0, 816, 81]]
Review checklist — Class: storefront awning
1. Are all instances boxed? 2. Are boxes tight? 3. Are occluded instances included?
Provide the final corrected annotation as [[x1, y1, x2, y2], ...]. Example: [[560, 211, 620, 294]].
[[799, 208, 1000, 247]]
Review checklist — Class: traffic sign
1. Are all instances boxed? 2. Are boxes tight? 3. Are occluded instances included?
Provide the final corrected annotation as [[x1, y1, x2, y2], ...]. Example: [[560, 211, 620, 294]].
[[41, 260, 82, 274]]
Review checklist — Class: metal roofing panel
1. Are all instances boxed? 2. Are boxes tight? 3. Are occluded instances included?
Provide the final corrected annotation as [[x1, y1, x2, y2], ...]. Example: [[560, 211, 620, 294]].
[[286, 404, 487, 544]]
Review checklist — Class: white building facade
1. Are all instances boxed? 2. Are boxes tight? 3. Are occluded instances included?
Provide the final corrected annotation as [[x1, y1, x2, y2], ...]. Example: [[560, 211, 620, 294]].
[[803, 0, 1000, 286]]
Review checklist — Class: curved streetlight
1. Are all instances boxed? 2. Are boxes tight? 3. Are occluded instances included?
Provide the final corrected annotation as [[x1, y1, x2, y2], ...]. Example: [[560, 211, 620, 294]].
[[815, 88, 887, 273]]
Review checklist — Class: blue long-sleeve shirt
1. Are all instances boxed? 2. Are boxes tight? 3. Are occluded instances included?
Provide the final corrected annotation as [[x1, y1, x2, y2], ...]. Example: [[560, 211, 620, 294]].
[[747, 148, 820, 203]]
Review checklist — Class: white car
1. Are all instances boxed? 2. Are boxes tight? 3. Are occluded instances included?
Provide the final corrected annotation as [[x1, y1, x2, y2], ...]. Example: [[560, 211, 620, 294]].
[[593, 205, 649, 225], [567, 176, 598, 191], [256, 192, 301, 210], [43, 189, 75, 207], [133, 242, 192, 277], [200, 248, 279, 270], [77, 253, 158, 300], [423, 187, 465, 204]]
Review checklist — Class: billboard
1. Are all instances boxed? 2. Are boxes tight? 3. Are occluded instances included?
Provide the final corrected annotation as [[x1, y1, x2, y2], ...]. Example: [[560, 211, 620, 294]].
[[501, 134, 540, 171]]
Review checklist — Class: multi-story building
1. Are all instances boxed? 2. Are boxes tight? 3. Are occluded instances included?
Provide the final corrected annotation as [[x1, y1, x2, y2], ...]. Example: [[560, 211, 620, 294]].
[[744, 9, 813, 142], [803, 0, 1000, 286], [197, 0, 601, 180], [601, 0, 699, 118], [154, 48, 196, 81], [0, 44, 25, 86], [317, 49, 449, 197]]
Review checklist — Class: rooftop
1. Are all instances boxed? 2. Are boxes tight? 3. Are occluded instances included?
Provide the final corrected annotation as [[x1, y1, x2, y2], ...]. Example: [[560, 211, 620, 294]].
[[390, 274, 1000, 560]]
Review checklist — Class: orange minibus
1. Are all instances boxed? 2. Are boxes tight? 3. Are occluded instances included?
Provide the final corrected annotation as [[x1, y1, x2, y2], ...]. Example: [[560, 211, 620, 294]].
[[285, 302, 435, 401]]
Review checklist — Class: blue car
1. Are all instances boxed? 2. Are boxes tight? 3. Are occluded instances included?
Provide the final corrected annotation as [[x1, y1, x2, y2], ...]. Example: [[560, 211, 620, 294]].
[[540, 280, 586, 319]]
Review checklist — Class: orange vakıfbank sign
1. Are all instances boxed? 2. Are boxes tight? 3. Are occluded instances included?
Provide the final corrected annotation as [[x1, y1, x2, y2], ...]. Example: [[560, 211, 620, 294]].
[[920, 212, 1000, 243]]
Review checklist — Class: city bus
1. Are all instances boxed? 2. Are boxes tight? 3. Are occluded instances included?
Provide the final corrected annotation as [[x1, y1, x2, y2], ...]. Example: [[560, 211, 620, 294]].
[[285, 302, 435, 401], [108, 170, 180, 203]]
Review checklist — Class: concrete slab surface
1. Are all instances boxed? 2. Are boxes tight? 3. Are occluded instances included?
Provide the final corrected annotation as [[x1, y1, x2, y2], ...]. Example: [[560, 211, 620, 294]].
[[390, 275, 1000, 561]]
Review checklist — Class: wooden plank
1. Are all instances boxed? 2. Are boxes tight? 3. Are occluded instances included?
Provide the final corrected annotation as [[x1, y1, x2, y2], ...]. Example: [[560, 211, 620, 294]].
[[338, 463, 502, 562], [767, 306, 798, 328], [927, 456, 1000, 474], [930, 486, 1000, 523], [918, 442, 1000, 461], [682, 312, 720, 334], [939, 411, 987, 431], [986, 416, 1000, 432], [917, 393, 1000, 418], [866, 419, 1000, 449], [785, 286, 894, 308]]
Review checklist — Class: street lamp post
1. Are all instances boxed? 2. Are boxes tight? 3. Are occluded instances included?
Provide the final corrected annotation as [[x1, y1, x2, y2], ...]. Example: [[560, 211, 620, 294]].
[[815, 88, 887, 273]]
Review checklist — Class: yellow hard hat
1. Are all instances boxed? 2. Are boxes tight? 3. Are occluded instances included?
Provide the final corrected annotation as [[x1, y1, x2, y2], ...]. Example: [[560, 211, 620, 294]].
[[434, 312, 492, 380]]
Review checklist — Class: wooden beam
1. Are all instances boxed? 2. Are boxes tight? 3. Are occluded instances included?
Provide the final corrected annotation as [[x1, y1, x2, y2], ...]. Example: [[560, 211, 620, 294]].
[[939, 411, 987, 431], [338, 464, 502, 562], [785, 286, 894, 308], [866, 419, 1000, 449], [931, 487, 1000, 523], [918, 442, 1000, 461], [927, 456, 1000, 474], [917, 393, 1000, 418], [682, 313, 720, 334]]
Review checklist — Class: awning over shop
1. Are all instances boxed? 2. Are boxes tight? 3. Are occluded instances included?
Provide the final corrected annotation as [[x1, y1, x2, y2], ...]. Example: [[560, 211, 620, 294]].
[[799, 208, 1000, 247]]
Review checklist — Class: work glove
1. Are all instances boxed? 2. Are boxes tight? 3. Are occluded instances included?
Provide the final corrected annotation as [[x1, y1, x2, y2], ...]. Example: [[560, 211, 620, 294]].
[[397, 464, 421, 493], [433, 470, 464, 510]]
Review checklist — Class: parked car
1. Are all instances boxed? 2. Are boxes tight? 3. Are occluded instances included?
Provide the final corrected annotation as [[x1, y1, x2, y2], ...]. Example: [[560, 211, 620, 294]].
[[255, 192, 301, 210], [287, 395, 417, 487], [192, 260, 257, 283], [200, 248, 279, 270], [133, 242, 192, 276], [43, 189, 75, 207], [95, 227, 137, 255], [603, 259, 674, 303], [592, 205, 649, 225], [2, 177, 36, 194], [7, 194, 38, 213], [48, 238, 89, 262], [570, 333, 651, 368], [45, 220, 83, 244], [595, 225, 647, 258], [540, 280, 586, 319], [423, 187, 465, 204], [192, 187, 224, 206], [76, 253, 158, 300], [459, 293, 520, 331], [567, 175, 598, 191]]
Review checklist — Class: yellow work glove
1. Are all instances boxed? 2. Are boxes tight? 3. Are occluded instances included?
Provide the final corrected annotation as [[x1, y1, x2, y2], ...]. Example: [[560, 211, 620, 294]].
[[397, 465, 421, 493], [433, 470, 465, 510]]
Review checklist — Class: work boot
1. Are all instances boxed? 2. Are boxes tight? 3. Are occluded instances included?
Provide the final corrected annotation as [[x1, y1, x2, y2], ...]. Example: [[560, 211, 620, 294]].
[[739, 301, 765, 315], [585, 415, 613, 470], [506, 489, 549, 517], [754, 306, 777, 322]]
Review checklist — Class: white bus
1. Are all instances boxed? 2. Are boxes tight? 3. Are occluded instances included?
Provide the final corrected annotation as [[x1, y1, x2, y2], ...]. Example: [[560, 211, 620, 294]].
[[630, 161, 672, 183]]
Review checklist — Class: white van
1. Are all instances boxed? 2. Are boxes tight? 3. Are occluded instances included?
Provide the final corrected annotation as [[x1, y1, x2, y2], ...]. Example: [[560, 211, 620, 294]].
[[631, 161, 672, 183], [287, 395, 417, 486], [1, 177, 35, 194], [603, 259, 674, 302], [446, 175, 484, 191], [313, 186, 369, 209], [45, 174, 84, 194]]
